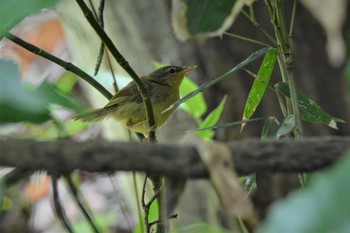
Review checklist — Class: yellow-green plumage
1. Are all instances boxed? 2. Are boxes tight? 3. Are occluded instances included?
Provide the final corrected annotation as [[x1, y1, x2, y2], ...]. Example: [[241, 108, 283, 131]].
[[74, 65, 196, 135]]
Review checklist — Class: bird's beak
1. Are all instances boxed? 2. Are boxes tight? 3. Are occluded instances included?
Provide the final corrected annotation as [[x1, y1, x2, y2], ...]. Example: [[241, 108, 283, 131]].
[[182, 65, 197, 74]]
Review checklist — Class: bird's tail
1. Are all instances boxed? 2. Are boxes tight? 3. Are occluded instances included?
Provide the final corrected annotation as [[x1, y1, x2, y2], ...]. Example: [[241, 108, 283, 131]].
[[73, 108, 111, 122]]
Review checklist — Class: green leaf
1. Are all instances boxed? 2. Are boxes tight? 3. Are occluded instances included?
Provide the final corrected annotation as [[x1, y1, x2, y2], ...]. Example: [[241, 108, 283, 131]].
[[0, 59, 85, 124], [133, 201, 158, 233], [0, 59, 50, 123], [167, 47, 273, 112], [0, 0, 61, 37], [24, 120, 89, 139], [55, 71, 78, 94], [272, 115, 295, 138], [180, 77, 207, 121], [72, 212, 116, 233], [178, 222, 232, 233], [195, 96, 226, 139], [257, 153, 350, 233], [172, 0, 252, 40], [261, 117, 279, 139], [275, 82, 339, 129], [242, 50, 277, 130]]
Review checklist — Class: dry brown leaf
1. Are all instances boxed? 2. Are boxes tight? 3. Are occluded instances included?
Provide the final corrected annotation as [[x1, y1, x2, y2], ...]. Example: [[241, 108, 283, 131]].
[[195, 139, 258, 230]]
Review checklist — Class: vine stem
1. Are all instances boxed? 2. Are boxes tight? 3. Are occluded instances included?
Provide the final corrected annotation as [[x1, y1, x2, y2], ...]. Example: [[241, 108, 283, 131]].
[[75, 0, 156, 141]]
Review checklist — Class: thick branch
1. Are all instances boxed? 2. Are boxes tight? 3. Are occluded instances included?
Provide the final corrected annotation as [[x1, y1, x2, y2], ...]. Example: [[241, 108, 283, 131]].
[[0, 137, 349, 178]]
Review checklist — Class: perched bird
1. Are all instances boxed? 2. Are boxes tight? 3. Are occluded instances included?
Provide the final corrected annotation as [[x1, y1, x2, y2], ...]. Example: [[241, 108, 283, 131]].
[[74, 65, 197, 136]]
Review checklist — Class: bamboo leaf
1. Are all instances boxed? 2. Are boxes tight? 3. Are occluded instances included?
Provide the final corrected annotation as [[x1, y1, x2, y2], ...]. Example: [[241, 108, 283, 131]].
[[261, 117, 279, 139], [272, 115, 295, 139], [275, 82, 339, 129], [195, 96, 226, 139], [165, 47, 273, 113], [241, 50, 277, 130], [180, 77, 207, 121]]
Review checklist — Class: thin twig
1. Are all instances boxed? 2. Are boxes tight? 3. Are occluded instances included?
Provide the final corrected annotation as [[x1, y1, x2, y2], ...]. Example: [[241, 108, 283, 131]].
[[87, 0, 104, 77], [75, 0, 156, 141], [52, 175, 74, 233], [3, 32, 112, 100], [241, 9, 278, 47], [141, 176, 151, 232], [65, 175, 101, 233], [224, 32, 271, 47], [149, 214, 178, 227], [87, 0, 118, 92], [108, 175, 134, 230]]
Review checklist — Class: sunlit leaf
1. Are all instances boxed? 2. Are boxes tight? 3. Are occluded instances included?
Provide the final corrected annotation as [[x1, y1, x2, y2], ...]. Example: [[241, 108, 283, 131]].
[[133, 201, 158, 233], [195, 96, 226, 139], [180, 77, 207, 121], [55, 71, 78, 94], [73, 212, 116, 233], [275, 82, 339, 129], [167, 47, 273, 112], [24, 120, 89, 139], [178, 222, 232, 233], [257, 153, 350, 233], [242, 50, 277, 130]]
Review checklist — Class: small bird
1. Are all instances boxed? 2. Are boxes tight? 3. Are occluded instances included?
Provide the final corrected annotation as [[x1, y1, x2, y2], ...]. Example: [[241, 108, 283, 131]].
[[74, 65, 197, 136]]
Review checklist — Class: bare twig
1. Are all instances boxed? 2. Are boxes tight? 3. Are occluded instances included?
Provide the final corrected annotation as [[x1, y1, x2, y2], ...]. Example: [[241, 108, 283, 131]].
[[52, 175, 74, 233], [65, 175, 101, 233]]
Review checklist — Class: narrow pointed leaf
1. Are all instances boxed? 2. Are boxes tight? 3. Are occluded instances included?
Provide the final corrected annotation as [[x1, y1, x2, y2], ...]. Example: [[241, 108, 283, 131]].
[[241, 50, 277, 130], [180, 77, 207, 120], [272, 115, 295, 139], [275, 82, 339, 129], [167, 47, 273, 112], [196, 117, 267, 132], [261, 116, 279, 139], [195, 96, 226, 139]]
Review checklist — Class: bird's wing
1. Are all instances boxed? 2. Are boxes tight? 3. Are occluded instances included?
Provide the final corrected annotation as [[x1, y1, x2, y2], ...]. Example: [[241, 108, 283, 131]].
[[104, 81, 143, 108]]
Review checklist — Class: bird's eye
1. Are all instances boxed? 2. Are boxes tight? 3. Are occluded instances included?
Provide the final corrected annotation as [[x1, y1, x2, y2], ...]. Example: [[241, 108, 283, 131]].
[[168, 68, 175, 74]]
